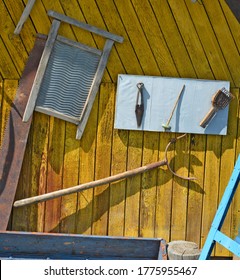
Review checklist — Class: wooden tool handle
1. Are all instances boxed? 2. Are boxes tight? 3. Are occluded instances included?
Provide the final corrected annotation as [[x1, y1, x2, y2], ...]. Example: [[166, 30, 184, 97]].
[[199, 107, 217, 128]]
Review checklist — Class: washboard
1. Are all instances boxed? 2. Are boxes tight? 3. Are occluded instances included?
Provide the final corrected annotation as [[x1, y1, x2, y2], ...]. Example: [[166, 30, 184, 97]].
[[23, 10, 123, 139]]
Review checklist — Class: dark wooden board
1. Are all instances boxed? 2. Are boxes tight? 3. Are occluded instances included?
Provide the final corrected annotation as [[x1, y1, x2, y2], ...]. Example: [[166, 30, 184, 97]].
[[0, 36, 45, 230], [0, 231, 166, 260]]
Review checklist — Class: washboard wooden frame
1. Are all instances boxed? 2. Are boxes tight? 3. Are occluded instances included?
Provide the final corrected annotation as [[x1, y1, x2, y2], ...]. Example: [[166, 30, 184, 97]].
[[22, 10, 123, 139]]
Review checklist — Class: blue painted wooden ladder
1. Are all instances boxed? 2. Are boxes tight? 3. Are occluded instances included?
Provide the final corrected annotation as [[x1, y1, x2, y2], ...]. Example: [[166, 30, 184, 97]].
[[199, 154, 240, 259]]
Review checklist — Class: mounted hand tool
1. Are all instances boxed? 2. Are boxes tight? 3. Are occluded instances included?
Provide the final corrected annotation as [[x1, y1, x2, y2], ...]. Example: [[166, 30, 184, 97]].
[[199, 87, 234, 128], [162, 84, 185, 131], [135, 82, 144, 127], [13, 134, 196, 208]]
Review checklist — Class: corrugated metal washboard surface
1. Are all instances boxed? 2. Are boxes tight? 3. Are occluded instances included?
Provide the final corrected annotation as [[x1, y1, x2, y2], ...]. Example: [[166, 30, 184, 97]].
[[35, 38, 101, 124]]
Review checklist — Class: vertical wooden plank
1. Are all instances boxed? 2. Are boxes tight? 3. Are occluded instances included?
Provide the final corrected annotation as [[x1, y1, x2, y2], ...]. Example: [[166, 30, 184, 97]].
[[186, 134, 206, 247], [155, 133, 174, 241], [170, 135, 191, 241], [108, 129, 128, 236], [140, 132, 159, 237], [201, 136, 222, 255], [92, 83, 114, 236], [215, 88, 239, 256], [109, 86, 127, 236], [44, 117, 65, 232], [60, 123, 80, 233], [32, 113, 49, 232], [1, 80, 18, 229], [0, 80, 17, 145], [107, 85, 127, 237], [124, 131, 143, 237], [76, 90, 99, 235], [12, 123, 34, 231]]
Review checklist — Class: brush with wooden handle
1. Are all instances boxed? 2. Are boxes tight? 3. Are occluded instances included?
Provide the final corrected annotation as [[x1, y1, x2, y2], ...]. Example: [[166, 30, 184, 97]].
[[199, 87, 234, 128]]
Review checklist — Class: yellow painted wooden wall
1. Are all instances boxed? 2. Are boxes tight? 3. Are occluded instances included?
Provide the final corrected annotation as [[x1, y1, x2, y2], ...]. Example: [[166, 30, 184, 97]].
[[0, 0, 240, 257]]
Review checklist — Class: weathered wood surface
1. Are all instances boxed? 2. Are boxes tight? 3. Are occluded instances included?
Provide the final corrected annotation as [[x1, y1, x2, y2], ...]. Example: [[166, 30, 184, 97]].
[[167, 240, 201, 260], [0, 231, 166, 260], [0, 37, 45, 230], [22, 20, 61, 122], [14, 0, 36, 35], [0, 0, 240, 258]]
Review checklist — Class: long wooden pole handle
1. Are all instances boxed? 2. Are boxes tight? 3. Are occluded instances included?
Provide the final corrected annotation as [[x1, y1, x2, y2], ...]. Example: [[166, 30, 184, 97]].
[[13, 160, 167, 207], [199, 106, 217, 128]]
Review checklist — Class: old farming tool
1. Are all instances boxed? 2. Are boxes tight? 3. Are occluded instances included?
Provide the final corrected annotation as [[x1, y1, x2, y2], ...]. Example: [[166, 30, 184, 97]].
[[162, 84, 185, 131], [13, 134, 196, 208], [199, 87, 234, 128], [135, 82, 144, 127]]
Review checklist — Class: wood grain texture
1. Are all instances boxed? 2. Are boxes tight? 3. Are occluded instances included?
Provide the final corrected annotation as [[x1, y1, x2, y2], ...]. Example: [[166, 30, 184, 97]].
[[92, 83, 114, 236], [203, 0, 240, 87], [140, 132, 159, 237], [0, 80, 17, 146], [60, 123, 80, 233], [170, 135, 191, 241], [1, 0, 240, 258], [14, 0, 36, 35], [44, 117, 65, 232], [76, 88, 98, 235], [124, 131, 143, 237], [0, 1, 29, 76], [32, 113, 49, 232]]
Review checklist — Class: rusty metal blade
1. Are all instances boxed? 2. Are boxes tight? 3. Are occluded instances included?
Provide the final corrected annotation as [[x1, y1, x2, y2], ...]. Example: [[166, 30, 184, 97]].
[[0, 36, 46, 230], [135, 104, 144, 127]]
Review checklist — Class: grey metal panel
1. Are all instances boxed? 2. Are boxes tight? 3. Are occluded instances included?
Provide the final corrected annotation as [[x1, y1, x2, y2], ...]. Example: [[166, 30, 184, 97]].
[[36, 40, 100, 120]]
